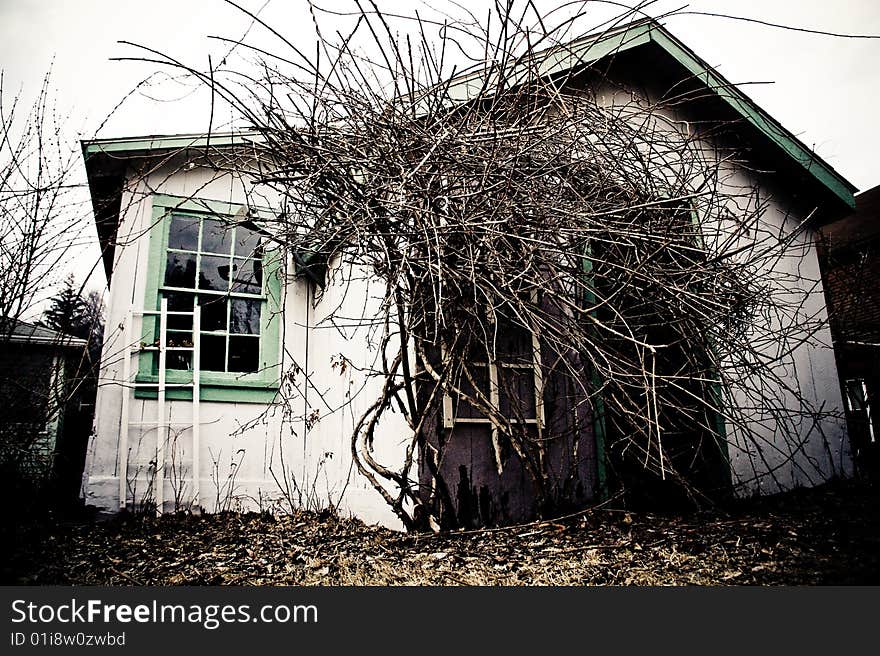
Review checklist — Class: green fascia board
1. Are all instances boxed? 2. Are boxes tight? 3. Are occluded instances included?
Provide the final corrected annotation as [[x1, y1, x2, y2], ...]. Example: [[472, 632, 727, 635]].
[[538, 27, 652, 77], [82, 131, 263, 159], [442, 19, 855, 209], [133, 375, 280, 404], [149, 193, 277, 224]]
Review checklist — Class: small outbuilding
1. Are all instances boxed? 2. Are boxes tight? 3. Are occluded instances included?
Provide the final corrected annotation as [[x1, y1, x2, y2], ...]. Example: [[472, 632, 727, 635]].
[[81, 19, 854, 528]]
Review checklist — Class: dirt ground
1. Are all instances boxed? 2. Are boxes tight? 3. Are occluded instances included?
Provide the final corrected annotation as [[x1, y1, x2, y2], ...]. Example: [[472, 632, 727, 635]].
[[7, 477, 880, 585]]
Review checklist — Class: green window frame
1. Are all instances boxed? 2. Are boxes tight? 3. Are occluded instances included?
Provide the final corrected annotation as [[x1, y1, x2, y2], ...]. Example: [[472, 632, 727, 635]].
[[135, 194, 282, 403]]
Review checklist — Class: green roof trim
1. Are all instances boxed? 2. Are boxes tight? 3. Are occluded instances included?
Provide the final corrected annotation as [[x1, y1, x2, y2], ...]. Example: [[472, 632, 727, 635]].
[[82, 131, 263, 158]]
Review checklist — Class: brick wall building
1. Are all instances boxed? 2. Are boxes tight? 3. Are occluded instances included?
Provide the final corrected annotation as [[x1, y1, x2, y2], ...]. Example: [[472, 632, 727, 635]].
[[818, 185, 880, 470]]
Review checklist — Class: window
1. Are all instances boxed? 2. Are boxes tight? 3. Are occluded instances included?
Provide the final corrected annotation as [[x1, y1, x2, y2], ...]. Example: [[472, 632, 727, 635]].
[[136, 194, 281, 403], [442, 318, 544, 430], [845, 378, 876, 444], [162, 213, 264, 373]]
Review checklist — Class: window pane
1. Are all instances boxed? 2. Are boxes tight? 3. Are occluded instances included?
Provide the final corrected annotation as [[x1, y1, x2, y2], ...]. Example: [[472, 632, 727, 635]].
[[846, 380, 868, 412], [198, 295, 228, 332], [235, 226, 263, 259], [499, 367, 537, 419], [164, 292, 195, 331], [166, 332, 193, 371], [198, 255, 231, 291], [166, 331, 193, 347], [166, 352, 193, 371], [201, 218, 233, 255], [230, 298, 261, 334], [228, 336, 259, 372], [496, 322, 533, 362], [231, 258, 263, 294], [200, 334, 226, 372], [164, 252, 196, 288], [166, 331, 193, 370], [453, 365, 490, 419], [168, 215, 199, 251]]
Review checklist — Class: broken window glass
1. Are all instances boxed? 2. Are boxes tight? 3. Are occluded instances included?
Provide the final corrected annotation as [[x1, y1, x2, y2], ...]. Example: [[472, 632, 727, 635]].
[[230, 258, 262, 294], [235, 226, 263, 259], [230, 298, 261, 335], [198, 255, 231, 291]]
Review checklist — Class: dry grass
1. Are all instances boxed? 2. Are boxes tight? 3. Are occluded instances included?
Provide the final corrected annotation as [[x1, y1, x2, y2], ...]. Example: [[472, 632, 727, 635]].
[[8, 478, 880, 585]]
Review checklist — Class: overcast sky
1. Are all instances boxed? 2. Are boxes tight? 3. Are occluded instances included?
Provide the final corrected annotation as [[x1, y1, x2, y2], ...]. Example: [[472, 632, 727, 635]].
[[1, 0, 879, 295]]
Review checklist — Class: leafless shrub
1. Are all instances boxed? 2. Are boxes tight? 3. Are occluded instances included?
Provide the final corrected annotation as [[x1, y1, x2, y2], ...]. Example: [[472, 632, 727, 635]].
[[168, 428, 193, 513], [0, 68, 93, 516], [210, 447, 247, 513], [121, 1, 847, 529], [0, 69, 84, 335]]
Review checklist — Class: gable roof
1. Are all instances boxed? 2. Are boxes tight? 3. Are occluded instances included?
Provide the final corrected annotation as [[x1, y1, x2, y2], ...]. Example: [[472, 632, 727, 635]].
[[440, 18, 855, 210], [81, 131, 264, 281], [82, 18, 857, 280]]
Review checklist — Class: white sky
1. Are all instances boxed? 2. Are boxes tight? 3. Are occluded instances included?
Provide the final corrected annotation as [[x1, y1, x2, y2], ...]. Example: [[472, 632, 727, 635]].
[[1, 0, 879, 297]]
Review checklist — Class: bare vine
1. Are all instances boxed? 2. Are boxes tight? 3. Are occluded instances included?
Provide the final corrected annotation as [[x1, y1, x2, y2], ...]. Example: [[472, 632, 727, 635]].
[[119, 1, 847, 529]]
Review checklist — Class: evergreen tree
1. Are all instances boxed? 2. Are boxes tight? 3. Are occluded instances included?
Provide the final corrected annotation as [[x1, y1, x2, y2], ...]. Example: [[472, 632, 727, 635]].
[[41, 274, 87, 339], [79, 289, 105, 371], [40, 277, 105, 509]]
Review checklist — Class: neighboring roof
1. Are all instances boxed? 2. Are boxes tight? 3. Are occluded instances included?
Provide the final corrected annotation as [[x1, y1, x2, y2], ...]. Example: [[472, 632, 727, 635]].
[[3, 319, 88, 348], [82, 18, 858, 280], [855, 184, 880, 221]]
